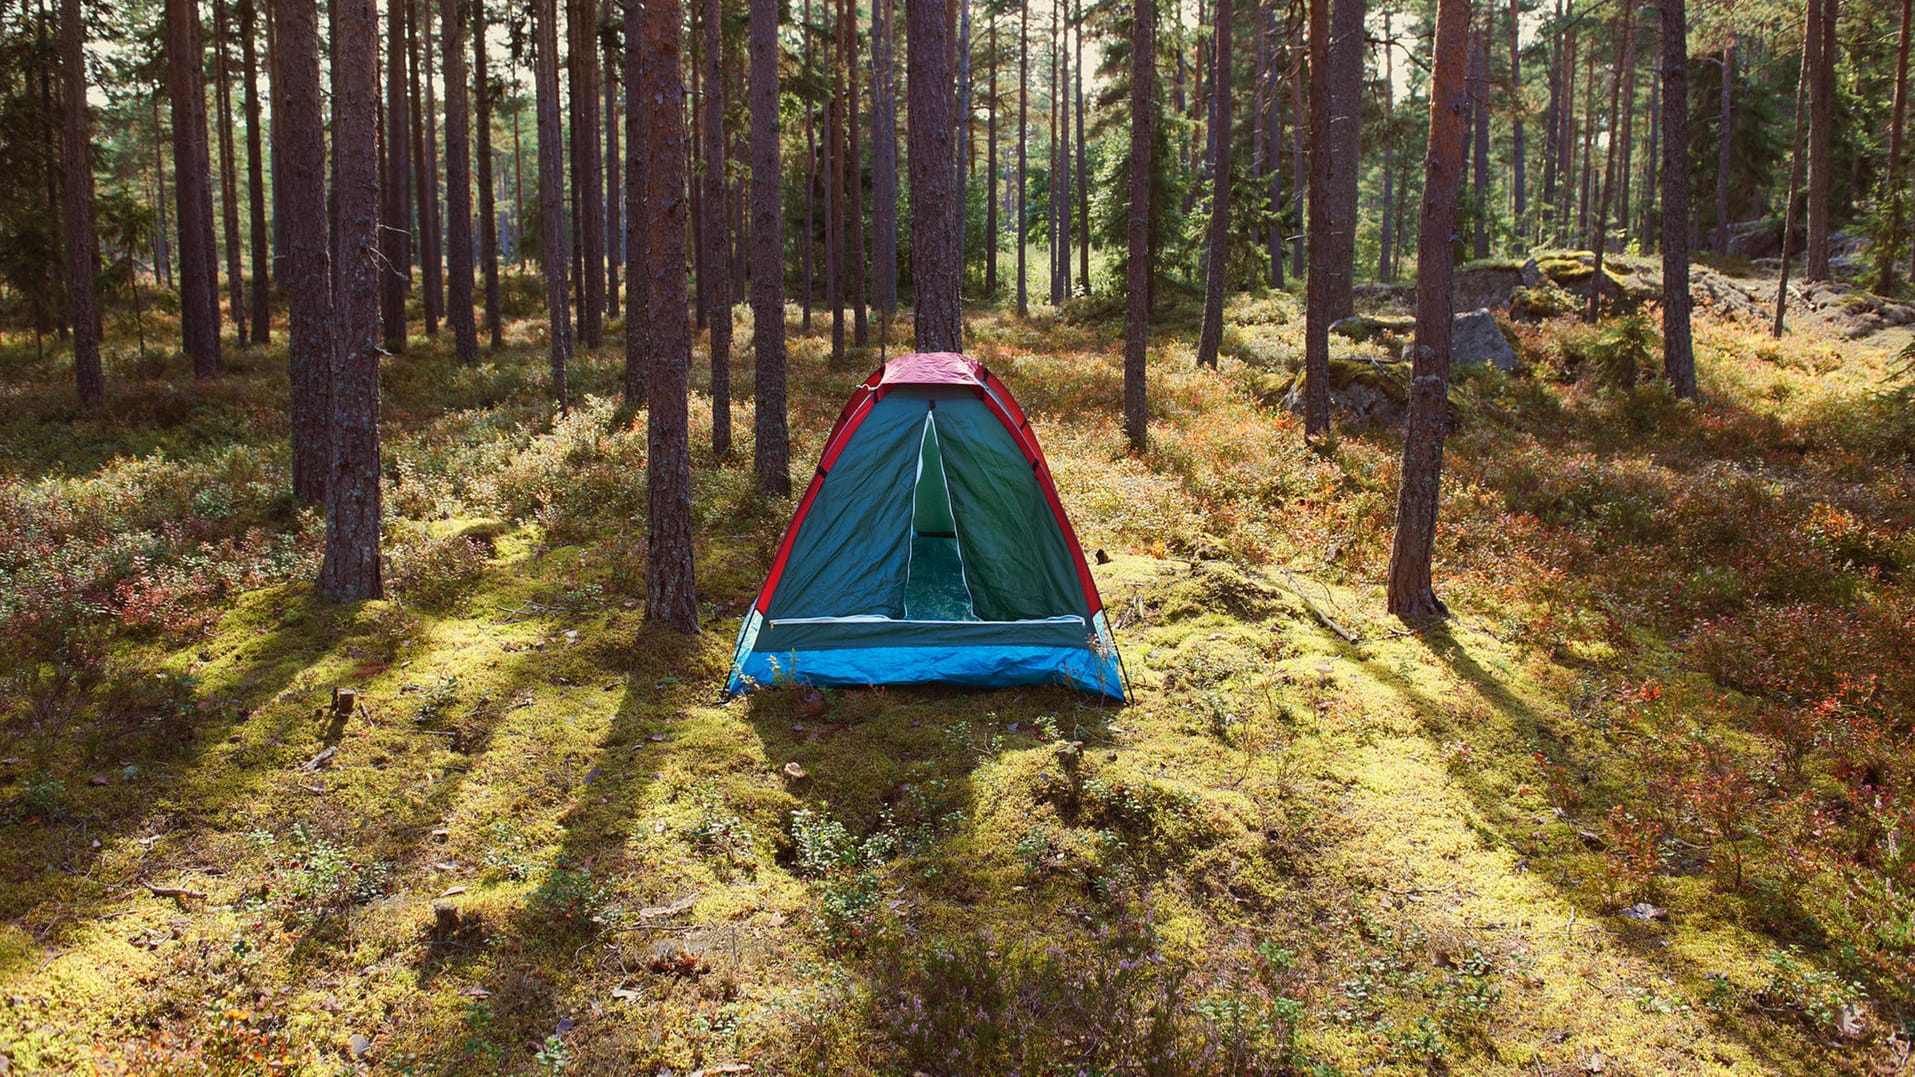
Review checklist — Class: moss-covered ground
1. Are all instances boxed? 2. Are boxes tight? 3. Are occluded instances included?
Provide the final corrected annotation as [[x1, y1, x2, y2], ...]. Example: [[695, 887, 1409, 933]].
[[2, 283, 1912, 1075]]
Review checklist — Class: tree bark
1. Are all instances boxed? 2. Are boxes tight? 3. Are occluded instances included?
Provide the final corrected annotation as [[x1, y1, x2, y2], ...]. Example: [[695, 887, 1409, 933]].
[[907, 0, 962, 350], [1471, 29, 1489, 259], [1074, 0, 1088, 292], [241, 0, 270, 343], [1124, 0, 1153, 452], [1378, 10, 1395, 281], [1804, 0, 1834, 280], [605, 44, 622, 320], [1715, 38, 1732, 254], [475, 0, 502, 349], [1587, 0, 1634, 324], [638, 0, 700, 632], [319, 0, 384, 602], [623, 0, 650, 402], [802, 0, 816, 331], [845, 0, 867, 346], [984, 11, 998, 297], [751, 0, 789, 494], [214, 0, 250, 342], [1385, 0, 1469, 620], [1661, 0, 1696, 396], [1270, 4, 1286, 286], [1016, 0, 1028, 316], [703, 0, 732, 456], [383, 0, 412, 349], [826, 0, 844, 360], [60, 0, 102, 407], [1194, 0, 1231, 368], [274, 0, 332, 503], [442, 0, 477, 364], [534, 0, 573, 407], [1303, 0, 1364, 437], [166, 0, 224, 378], [411, 0, 441, 336], [1510, 0, 1524, 239], [569, 0, 605, 346], [1880, 0, 1911, 291], [1774, 5, 1811, 337]]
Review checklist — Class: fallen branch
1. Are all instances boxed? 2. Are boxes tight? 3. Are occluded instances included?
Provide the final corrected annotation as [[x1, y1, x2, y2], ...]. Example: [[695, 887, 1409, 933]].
[[142, 880, 206, 901], [1274, 568, 1360, 644]]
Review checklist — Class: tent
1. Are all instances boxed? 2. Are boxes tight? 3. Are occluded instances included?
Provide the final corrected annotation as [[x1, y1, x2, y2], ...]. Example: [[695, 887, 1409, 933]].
[[726, 352, 1127, 701]]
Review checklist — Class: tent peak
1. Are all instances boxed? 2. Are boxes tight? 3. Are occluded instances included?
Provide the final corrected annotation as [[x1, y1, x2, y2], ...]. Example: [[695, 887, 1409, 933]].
[[878, 351, 986, 387]]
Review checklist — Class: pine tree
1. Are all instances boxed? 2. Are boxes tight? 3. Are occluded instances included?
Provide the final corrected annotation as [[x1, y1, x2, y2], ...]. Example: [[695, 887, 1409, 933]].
[[750, 0, 790, 495], [274, 0, 334, 503], [166, 0, 224, 378], [319, 0, 385, 602], [637, 0, 699, 632], [908, 0, 961, 350], [1386, 0, 1470, 619], [59, 0, 102, 407]]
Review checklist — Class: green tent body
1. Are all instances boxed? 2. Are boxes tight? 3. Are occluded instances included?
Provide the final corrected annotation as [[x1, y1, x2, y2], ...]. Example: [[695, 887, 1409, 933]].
[[727, 353, 1126, 700]]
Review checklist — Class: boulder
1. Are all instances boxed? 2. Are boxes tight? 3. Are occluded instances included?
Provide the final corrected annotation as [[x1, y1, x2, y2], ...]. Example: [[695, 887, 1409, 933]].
[[1448, 308, 1522, 371], [1725, 219, 1799, 261], [1330, 314, 1415, 344], [1452, 257, 1540, 312]]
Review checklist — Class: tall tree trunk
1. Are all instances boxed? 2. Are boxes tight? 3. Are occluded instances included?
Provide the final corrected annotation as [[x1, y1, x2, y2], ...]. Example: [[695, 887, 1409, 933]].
[[1509, 0, 1524, 241], [475, 1, 502, 349], [958, 0, 972, 286], [1661, 0, 1696, 396], [410, 0, 440, 336], [1016, 0, 1028, 316], [1880, 0, 1911, 291], [750, 0, 789, 494], [319, 0, 384, 602], [908, 0, 961, 350], [59, 0, 101, 406], [569, 0, 605, 346], [846, 0, 867, 345], [1805, 0, 1834, 280], [167, 0, 224, 378], [426, 3, 447, 332], [1050, 0, 1065, 305], [1774, 5, 1811, 337], [1471, 29, 1489, 259], [1194, 0, 1231, 368], [1577, 40, 1594, 241], [1385, 0, 1469, 619], [638, 0, 699, 632], [241, 0, 269, 342], [623, 0, 650, 401], [802, 0, 816, 331], [153, 95, 173, 289], [534, 0, 573, 407], [1640, 69, 1659, 249], [1587, 0, 1634, 323], [1303, 0, 1364, 436], [1715, 37, 1732, 254], [214, 0, 250, 342], [383, 0, 412, 349], [1124, 0, 1153, 451], [1291, 38, 1304, 275], [606, 46, 622, 320], [984, 12, 998, 297], [1378, 10, 1395, 281], [274, 0, 332, 503], [1270, 5, 1285, 287], [703, 0, 732, 456], [1074, 0, 1088, 291], [826, 0, 844, 360], [442, 0, 477, 364]]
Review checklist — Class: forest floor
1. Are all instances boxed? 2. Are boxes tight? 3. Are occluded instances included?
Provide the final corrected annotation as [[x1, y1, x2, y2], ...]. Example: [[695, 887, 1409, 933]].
[[1, 274, 1913, 1076]]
